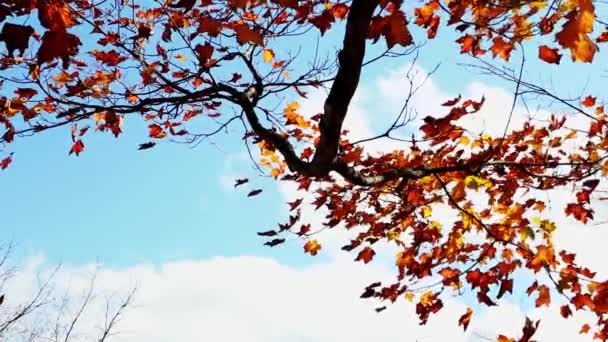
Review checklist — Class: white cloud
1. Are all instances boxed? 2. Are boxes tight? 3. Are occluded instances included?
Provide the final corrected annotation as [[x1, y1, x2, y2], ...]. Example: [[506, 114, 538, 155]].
[[2, 253, 603, 342]]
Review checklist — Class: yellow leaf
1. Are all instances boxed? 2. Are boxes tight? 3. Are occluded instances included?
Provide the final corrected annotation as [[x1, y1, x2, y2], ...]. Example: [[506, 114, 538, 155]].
[[262, 49, 274, 63], [464, 175, 492, 190], [422, 206, 432, 218], [175, 54, 187, 62], [459, 136, 470, 145], [404, 292, 415, 302]]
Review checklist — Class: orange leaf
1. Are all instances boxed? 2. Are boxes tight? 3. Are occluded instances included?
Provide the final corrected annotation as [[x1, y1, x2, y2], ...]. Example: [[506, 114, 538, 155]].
[[490, 37, 514, 61], [332, 3, 349, 19], [304, 240, 321, 255], [538, 45, 562, 64], [580, 323, 591, 334], [535, 285, 551, 307], [582, 95, 596, 107], [458, 308, 473, 331]]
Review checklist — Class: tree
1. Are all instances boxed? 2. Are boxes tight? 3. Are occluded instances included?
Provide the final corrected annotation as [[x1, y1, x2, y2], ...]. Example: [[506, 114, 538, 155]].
[[0, 0, 607, 340], [0, 242, 135, 342]]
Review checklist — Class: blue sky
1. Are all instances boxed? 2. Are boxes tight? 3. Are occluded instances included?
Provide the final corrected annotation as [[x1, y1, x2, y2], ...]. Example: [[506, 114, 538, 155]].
[[1, 10, 608, 341], [1, 24, 600, 266]]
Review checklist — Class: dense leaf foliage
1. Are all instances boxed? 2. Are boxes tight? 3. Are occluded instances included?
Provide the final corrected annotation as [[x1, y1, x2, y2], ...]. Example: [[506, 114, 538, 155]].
[[1, 0, 608, 340]]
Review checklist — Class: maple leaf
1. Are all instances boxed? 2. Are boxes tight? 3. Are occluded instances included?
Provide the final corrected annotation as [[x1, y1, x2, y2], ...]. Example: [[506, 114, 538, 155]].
[[458, 308, 473, 331], [332, 3, 349, 19], [0, 23, 34, 57], [195, 43, 214, 67], [37, 2, 77, 31], [560, 305, 572, 318], [535, 285, 551, 307], [490, 37, 514, 61], [538, 45, 562, 64], [37, 31, 82, 69], [264, 238, 285, 247], [247, 189, 263, 197], [262, 49, 274, 63], [69, 140, 85, 156], [138, 142, 156, 150], [256, 230, 277, 237], [582, 95, 596, 107], [15, 88, 38, 100], [0, 154, 13, 170], [555, 0, 598, 62], [148, 124, 167, 139], [384, 11, 413, 48], [91, 50, 127, 66], [355, 247, 376, 264], [234, 178, 249, 188], [303, 240, 321, 255], [233, 24, 263, 45]]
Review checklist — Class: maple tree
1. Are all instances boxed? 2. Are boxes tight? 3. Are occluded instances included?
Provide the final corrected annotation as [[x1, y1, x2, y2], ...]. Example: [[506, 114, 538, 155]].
[[1, 0, 608, 340]]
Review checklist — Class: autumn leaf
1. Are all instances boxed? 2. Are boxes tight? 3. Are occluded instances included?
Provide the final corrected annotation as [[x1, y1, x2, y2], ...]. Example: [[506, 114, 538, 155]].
[[355, 247, 376, 264], [69, 140, 85, 156], [37, 31, 82, 68], [458, 308, 473, 331], [0, 23, 34, 57], [234, 178, 249, 188], [264, 238, 285, 247], [538, 46, 562, 64], [262, 49, 274, 63], [582, 95, 596, 107], [247, 189, 263, 197], [535, 285, 551, 307], [303, 240, 321, 255], [490, 37, 514, 61], [138, 142, 156, 150], [332, 3, 349, 19], [37, 2, 78, 31], [15, 88, 38, 100], [0, 154, 13, 170], [148, 124, 167, 139], [233, 24, 263, 45]]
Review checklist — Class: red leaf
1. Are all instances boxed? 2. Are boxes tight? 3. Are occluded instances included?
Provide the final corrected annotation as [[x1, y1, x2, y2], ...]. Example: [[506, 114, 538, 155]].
[[582, 96, 596, 107], [0, 154, 13, 170], [148, 124, 167, 139], [0, 23, 34, 57], [37, 31, 82, 68], [233, 24, 263, 45], [69, 140, 85, 156], [535, 285, 551, 307], [538, 45, 562, 64], [355, 247, 376, 264], [560, 305, 572, 318], [15, 88, 38, 100], [442, 95, 461, 106]]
